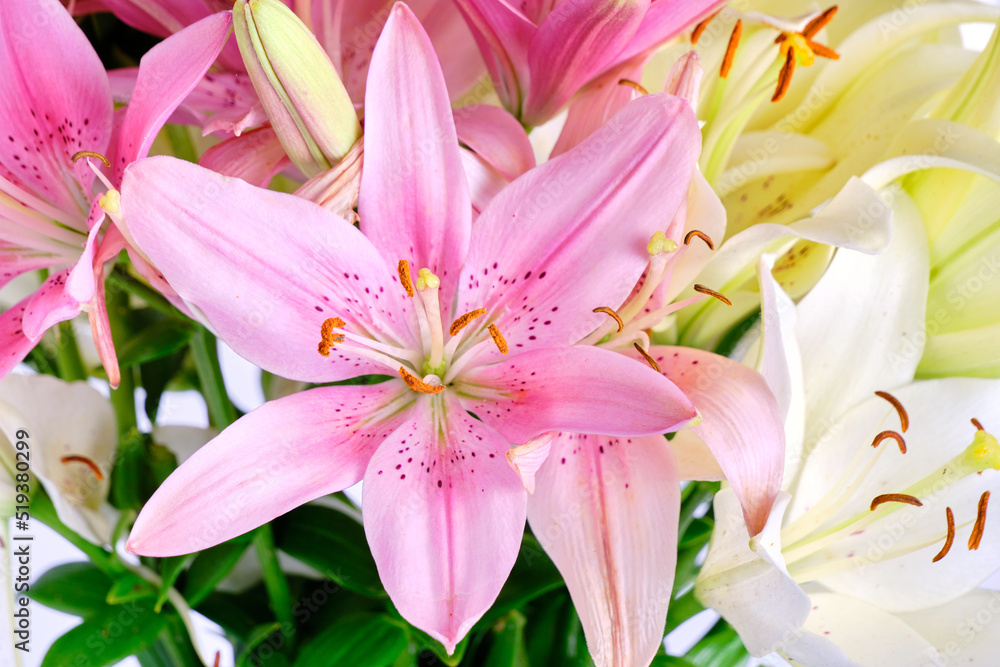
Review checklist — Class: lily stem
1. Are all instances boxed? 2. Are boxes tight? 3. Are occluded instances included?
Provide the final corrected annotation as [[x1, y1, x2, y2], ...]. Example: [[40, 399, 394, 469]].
[[107, 269, 180, 318], [31, 486, 120, 575], [253, 525, 296, 651], [54, 321, 87, 381], [190, 326, 237, 429]]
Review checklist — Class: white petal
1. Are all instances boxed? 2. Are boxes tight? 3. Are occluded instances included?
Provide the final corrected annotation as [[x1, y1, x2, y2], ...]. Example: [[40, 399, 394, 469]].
[[897, 588, 1000, 663]]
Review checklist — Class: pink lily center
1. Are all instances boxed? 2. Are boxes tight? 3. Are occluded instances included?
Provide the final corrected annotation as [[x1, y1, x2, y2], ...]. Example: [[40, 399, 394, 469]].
[[316, 259, 508, 395]]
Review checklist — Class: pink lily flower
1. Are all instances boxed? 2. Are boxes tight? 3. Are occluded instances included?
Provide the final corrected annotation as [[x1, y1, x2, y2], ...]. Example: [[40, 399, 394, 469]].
[[0, 0, 232, 384], [120, 3, 703, 650], [452, 0, 723, 126]]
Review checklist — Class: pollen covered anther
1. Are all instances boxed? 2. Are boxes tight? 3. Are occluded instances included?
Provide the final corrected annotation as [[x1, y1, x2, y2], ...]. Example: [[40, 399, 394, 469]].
[[488, 323, 508, 355], [875, 390, 909, 432], [720, 19, 743, 78], [802, 5, 839, 39], [684, 230, 715, 250], [969, 491, 990, 550], [449, 308, 487, 336], [593, 306, 624, 333], [633, 342, 661, 373], [694, 284, 732, 306], [398, 259, 415, 297], [932, 507, 956, 563], [869, 493, 922, 512], [772, 48, 796, 102], [398, 366, 445, 394], [317, 317, 346, 357], [60, 455, 104, 481], [871, 429, 906, 454], [71, 150, 111, 167], [618, 79, 649, 95], [691, 10, 721, 45]]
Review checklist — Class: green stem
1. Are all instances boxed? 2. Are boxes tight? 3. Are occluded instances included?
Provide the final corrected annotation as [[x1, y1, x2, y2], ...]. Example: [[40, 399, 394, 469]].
[[190, 326, 237, 428], [31, 487, 121, 575], [253, 525, 296, 650], [107, 285, 138, 435], [107, 270, 179, 318], [55, 321, 86, 381]]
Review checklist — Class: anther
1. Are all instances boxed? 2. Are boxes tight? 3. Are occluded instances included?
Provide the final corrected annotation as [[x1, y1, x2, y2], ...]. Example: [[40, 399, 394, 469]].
[[874, 390, 909, 433], [969, 491, 990, 550], [871, 430, 906, 454], [214, 652, 221, 667], [691, 10, 721, 45], [720, 19, 743, 78], [802, 5, 838, 39], [398, 366, 445, 394], [488, 323, 509, 355], [684, 230, 715, 250], [694, 284, 732, 306], [60, 455, 104, 481], [449, 308, 486, 336], [869, 493, 922, 512], [633, 342, 661, 373], [318, 317, 346, 357], [618, 79, 649, 95], [772, 48, 795, 102], [398, 260, 415, 297], [932, 507, 955, 563], [593, 306, 624, 333], [972, 418, 985, 431], [71, 150, 111, 167]]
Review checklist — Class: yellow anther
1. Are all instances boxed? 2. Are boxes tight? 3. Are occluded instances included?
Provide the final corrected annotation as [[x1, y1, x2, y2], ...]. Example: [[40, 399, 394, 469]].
[[593, 306, 624, 333], [647, 231, 678, 256], [449, 308, 487, 336], [416, 268, 440, 291], [633, 342, 661, 373], [398, 366, 445, 395], [71, 150, 111, 167], [98, 189, 121, 216], [488, 323, 508, 355], [398, 260, 415, 297]]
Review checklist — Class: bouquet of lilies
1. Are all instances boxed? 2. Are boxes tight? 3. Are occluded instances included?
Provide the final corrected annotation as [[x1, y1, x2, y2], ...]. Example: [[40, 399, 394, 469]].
[[3, 0, 1000, 665]]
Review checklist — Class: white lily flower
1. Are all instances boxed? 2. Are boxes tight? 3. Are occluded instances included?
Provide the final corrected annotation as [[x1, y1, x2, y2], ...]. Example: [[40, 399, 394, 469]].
[[695, 185, 1000, 665]]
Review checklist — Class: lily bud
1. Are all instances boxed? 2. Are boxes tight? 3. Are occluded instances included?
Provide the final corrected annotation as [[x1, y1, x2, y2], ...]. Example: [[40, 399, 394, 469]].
[[233, 0, 361, 177]]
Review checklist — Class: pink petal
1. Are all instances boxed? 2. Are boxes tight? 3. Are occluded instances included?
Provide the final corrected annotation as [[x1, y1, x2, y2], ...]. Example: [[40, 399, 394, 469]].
[[459, 148, 508, 217], [114, 11, 233, 183], [520, 0, 649, 126], [198, 127, 291, 188], [88, 270, 120, 389], [457, 94, 699, 354], [454, 104, 534, 181], [0, 0, 112, 215], [651, 346, 784, 537], [64, 199, 106, 304], [529, 432, 680, 667], [128, 382, 413, 556], [0, 296, 35, 376], [99, 0, 218, 38], [550, 56, 647, 158], [458, 345, 696, 445], [505, 432, 554, 493], [121, 157, 418, 382], [363, 392, 526, 653], [421, 0, 489, 100], [616, 0, 723, 63], [294, 139, 364, 219], [662, 50, 703, 104], [450, 0, 534, 111], [22, 269, 83, 343], [359, 4, 471, 305]]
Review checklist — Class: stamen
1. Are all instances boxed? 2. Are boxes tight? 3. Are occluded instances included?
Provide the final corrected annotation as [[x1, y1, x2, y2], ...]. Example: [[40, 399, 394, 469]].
[[317, 317, 346, 357], [871, 430, 906, 454], [488, 323, 508, 355], [633, 342, 661, 373], [449, 308, 487, 336], [972, 418, 985, 431], [71, 150, 111, 168], [932, 507, 955, 562], [618, 79, 649, 95], [806, 40, 840, 60], [214, 652, 221, 667], [772, 48, 796, 102], [60, 455, 104, 481], [398, 260, 415, 297], [869, 493, 922, 512], [691, 10, 721, 45], [720, 19, 743, 78], [874, 390, 909, 432], [398, 366, 445, 395], [694, 284, 732, 306], [593, 306, 624, 333], [684, 229, 715, 250], [802, 5, 838, 39], [969, 491, 990, 550]]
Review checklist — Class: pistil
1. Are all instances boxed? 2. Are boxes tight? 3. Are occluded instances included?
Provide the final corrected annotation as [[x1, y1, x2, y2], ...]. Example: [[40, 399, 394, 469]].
[[416, 268, 445, 369]]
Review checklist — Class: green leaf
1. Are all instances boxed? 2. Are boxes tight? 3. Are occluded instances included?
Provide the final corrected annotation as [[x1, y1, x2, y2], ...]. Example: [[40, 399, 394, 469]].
[[41, 601, 170, 667], [236, 622, 291, 667], [184, 536, 253, 606], [652, 656, 699, 667], [524, 592, 593, 667], [29, 562, 112, 617], [155, 555, 192, 613], [111, 428, 147, 510], [273, 504, 383, 597], [482, 610, 529, 667], [678, 517, 713, 550], [294, 613, 407, 667], [684, 619, 751, 667], [117, 319, 194, 369], [106, 572, 157, 605], [478, 535, 565, 630], [139, 350, 188, 422]]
